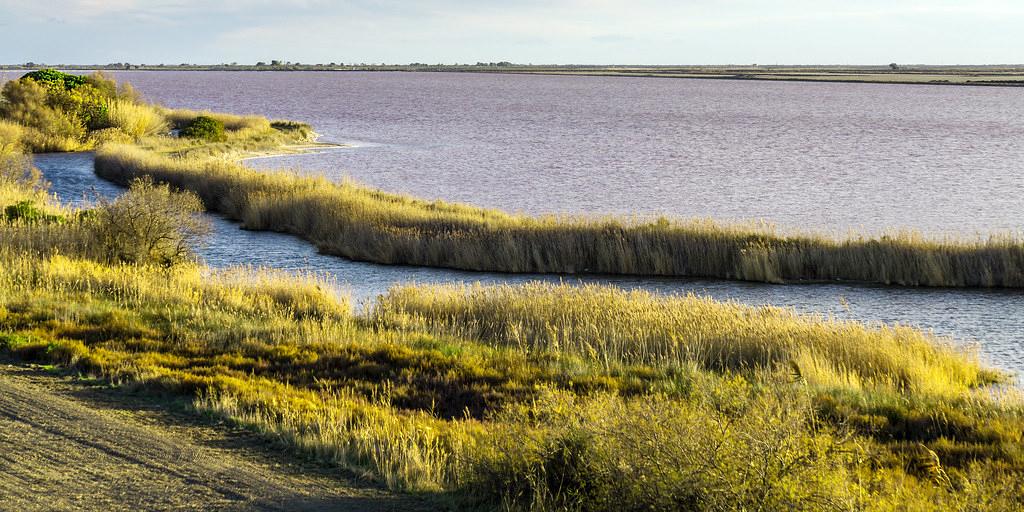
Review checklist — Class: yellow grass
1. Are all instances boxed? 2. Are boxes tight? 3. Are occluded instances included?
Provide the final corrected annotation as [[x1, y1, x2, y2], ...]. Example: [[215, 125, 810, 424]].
[[0, 233, 1019, 509], [374, 282, 1000, 396], [106, 99, 168, 139]]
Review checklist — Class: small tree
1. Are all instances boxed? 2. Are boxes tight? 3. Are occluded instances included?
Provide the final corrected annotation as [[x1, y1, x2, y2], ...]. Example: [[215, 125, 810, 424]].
[[889, 63, 900, 70], [92, 178, 210, 266]]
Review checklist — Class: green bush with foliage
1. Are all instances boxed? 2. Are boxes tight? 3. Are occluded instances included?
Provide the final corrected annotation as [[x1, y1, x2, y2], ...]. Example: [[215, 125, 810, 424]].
[[22, 69, 112, 130], [3, 200, 63, 224], [180, 116, 227, 142], [22, 69, 88, 91], [0, 79, 87, 151], [0, 69, 159, 151]]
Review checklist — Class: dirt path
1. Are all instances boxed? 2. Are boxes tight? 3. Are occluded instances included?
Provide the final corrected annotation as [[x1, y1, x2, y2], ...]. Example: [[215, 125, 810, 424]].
[[0, 362, 431, 511]]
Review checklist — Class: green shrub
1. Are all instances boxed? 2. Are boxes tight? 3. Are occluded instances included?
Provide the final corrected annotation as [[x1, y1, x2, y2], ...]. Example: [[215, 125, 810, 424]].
[[21, 70, 111, 130], [180, 116, 226, 142], [22, 69, 87, 91], [46, 83, 111, 130], [3, 201, 63, 224], [4, 200, 44, 223], [0, 332, 39, 351]]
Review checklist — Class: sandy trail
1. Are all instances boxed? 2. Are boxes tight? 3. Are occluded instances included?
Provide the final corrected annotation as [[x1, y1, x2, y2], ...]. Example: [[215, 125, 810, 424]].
[[0, 363, 427, 511]]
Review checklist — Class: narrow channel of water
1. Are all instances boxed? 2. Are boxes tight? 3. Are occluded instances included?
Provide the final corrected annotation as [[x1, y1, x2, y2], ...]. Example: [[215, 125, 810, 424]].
[[33, 152, 1024, 376]]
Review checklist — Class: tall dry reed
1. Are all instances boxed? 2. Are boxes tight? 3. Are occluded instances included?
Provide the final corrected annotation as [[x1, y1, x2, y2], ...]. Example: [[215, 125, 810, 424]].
[[374, 282, 1000, 396]]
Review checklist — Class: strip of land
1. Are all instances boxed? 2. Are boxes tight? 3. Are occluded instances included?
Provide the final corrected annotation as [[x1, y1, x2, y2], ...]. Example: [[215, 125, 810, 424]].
[[0, 362, 424, 512]]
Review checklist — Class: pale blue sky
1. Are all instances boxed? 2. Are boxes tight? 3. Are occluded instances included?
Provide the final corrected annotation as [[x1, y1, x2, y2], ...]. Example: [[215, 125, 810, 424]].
[[1, 0, 1022, 65]]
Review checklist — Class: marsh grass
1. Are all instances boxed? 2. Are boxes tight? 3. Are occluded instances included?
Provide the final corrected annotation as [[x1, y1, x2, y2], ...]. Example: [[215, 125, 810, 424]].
[[372, 282, 1001, 396], [0, 176, 1018, 508], [2, 238, 1022, 509], [94, 143, 1024, 288], [106, 99, 168, 139]]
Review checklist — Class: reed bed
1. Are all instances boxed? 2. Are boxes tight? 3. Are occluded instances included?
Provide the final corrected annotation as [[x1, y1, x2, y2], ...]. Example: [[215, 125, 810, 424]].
[[106, 99, 169, 139], [374, 282, 999, 396], [95, 143, 1024, 288]]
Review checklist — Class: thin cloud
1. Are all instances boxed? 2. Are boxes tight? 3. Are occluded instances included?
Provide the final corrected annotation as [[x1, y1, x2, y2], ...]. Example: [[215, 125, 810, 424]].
[[1, 0, 1023, 63]]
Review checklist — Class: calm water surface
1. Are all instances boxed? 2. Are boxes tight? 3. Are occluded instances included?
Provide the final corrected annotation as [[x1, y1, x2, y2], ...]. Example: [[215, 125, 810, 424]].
[[109, 70, 1024, 237]]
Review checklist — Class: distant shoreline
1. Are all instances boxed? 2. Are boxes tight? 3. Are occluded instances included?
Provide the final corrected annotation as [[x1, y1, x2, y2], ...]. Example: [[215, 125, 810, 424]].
[[3, 64, 1024, 87]]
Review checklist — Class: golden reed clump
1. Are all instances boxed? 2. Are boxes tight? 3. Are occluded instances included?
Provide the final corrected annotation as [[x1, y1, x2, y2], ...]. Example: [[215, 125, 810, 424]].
[[373, 282, 1000, 396]]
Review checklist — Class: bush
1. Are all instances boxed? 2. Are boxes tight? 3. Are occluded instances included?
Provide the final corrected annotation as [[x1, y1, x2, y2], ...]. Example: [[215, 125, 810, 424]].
[[180, 116, 226, 142], [83, 71, 118, 98], [91, 178, 210, 265], [3, 200, 62, 224], [0, 332, 39, 351], [0, 79, 87, 151], [46, 83, 111, 131], [20, 70, 112, 131], [22, 69, 87, 91], [163, 109, 268, 132]]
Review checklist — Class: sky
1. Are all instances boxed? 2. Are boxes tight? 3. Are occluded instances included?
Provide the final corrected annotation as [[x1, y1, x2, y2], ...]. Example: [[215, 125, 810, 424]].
[[1, 0, 1022, 65]]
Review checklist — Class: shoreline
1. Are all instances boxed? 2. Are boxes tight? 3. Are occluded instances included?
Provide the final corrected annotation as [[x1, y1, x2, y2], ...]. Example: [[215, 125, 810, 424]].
[[235, 140, 349, 162]]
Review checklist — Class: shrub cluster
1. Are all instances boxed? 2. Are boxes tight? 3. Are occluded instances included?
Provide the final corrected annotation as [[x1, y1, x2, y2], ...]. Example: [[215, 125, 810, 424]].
[[179, 115, 227, 142], [0, 69, 168, 151], [3, 200, 63, 224], [21, 69, 88, 91], [1, 175, 207, 267]]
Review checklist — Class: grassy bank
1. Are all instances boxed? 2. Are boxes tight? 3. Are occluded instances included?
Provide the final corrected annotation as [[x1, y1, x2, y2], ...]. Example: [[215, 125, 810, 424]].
[[0, 211, 1022, 509], [95, 142, 1024, 288]]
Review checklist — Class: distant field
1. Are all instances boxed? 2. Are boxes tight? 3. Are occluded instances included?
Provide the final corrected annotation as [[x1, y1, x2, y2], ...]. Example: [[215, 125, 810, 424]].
[[3, 64, 1024, 86]]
